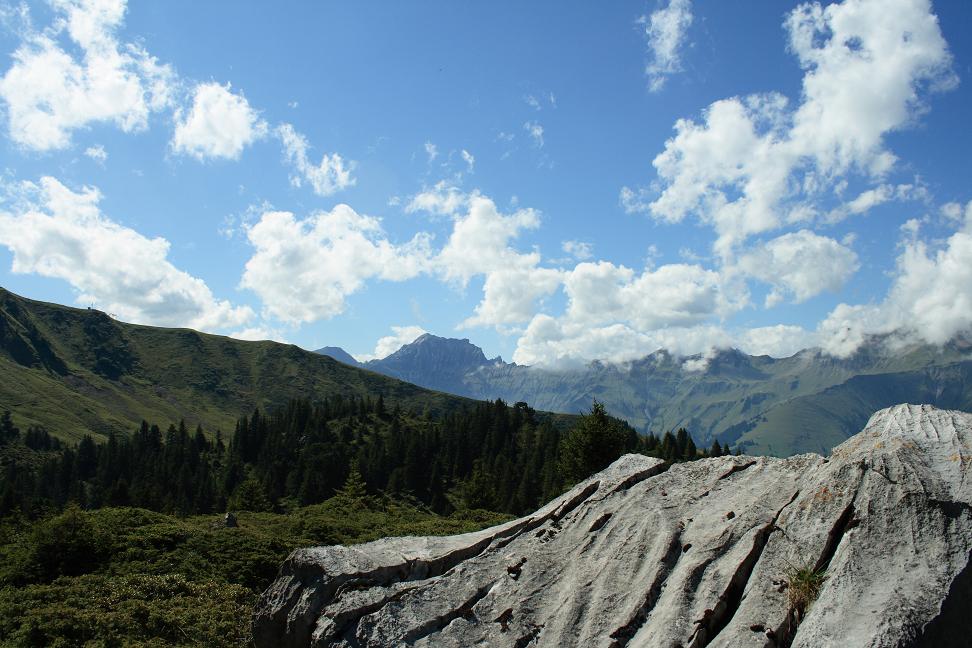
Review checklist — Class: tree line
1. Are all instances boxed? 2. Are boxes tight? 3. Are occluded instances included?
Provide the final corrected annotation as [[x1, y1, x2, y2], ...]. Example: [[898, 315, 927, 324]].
[[0, 396, 730, 519]]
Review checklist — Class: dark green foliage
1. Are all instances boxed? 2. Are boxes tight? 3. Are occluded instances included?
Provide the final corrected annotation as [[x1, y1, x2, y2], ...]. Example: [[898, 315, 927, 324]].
[[559, 400, 638, 486], [0, 395, 724, 521], [229, 477, 273, 513], [0, 503, 510, 646], [15, 504, 108, 583], [0, 411, 18, 446]]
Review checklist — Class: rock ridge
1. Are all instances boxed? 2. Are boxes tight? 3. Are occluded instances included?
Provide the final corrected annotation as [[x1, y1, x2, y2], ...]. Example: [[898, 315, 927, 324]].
[[253, 404, 972, 647]]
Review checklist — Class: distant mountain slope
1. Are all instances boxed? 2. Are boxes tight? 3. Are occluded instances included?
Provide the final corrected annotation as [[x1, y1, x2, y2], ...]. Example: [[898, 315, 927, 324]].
[[734, 360, 972, 455], [0, 288, 485, 443], [323, 332, 972, 455], [313, 346, 361, 367]]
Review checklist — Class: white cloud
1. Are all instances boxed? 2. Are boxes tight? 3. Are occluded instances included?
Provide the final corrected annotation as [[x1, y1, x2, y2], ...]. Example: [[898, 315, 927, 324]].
[[240, 205, 432, 324], [509, 257, 745, 367], [461, 149, 475, 173], [512, 315, 734, 368], [523, 121, 544, 147], [171, 82, 267, 161], [561, 240, 593, 260], [356, 325, 427, 361], [460, 266, 563, 330], [424, 141, 438, 163], [826, 182, 928, 223], [619, 186, 653, 215], [406, 181, 467, 217], [276, 123, 356, 196], [564, 260, 738, 329], [738, 230, 859, 307], [0, 0, 175, 151], [524, 94, 541, 111], [0, 176, 252, 330], [737, 324, 815, 358], [84, 144, 107, 163], [407, 185, 564, 330], [436, 192, 542, 284], [819, 206, 972, 356], [643, 0, 693, 92], [646, 0, 955, 257]]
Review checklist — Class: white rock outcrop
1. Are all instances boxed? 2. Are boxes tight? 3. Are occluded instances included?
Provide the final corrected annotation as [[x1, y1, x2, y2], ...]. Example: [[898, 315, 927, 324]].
[[253, 404, 972, 647]]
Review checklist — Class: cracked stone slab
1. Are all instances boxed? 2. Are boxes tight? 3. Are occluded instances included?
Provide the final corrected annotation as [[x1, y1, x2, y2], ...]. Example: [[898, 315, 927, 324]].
[[253, 404, 972, 647]]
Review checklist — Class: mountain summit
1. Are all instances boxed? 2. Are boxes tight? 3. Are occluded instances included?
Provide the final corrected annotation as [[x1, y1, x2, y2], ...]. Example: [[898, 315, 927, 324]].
[[365, 334, 501, 393]]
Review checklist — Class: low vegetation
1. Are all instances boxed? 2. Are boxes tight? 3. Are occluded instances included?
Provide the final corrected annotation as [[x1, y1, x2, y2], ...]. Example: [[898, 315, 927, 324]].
[[0, 498, 508, 646], [785, 562, 827, 616]]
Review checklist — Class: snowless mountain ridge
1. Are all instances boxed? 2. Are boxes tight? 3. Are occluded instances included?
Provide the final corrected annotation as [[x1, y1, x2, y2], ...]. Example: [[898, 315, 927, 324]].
[[318, 334, 972, 456]]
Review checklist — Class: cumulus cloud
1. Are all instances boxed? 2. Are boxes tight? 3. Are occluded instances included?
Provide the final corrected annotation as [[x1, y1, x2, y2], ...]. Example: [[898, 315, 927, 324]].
[[512, 315, 734, 368], [0, 176, 252, 330], [509, 258, 744, 367], [818, 205, 972, 356], [643, 0, 693, 92], [240, 205, 432, 324], [406, 184, 564, 330], [647, 0, 955, 257], [356, 325, 427, 361], [460, 266, 563, 330], [424, 141, 438, 163], [568, 261, 738, 329], [436, 192, 543, 284], [738, 230, 859, 307], [277, 123, 356, 196], [0, 0, 175, 151], [433, 190, 563, 329], [171, 82, 267, 161]]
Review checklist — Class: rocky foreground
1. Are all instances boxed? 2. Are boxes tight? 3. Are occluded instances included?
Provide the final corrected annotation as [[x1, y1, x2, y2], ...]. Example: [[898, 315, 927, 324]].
[[253, 404, 972, 647]]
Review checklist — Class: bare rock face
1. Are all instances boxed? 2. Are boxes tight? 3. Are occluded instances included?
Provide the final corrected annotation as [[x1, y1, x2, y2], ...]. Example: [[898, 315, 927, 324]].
[[253, 404, 972, 647]]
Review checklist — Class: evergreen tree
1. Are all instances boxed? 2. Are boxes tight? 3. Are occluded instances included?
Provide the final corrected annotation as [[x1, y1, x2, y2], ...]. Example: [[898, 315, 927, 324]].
[[558, 400, 635, 486]]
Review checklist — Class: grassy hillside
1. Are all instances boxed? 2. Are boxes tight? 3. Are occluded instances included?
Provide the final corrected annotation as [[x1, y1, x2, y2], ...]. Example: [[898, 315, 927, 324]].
[[0, 501, 509, 646], [0, 287, 492, 443], [735, 361, 972, 455]]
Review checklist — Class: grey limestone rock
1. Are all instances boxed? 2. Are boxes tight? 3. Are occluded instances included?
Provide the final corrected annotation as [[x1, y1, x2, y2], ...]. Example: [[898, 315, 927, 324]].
[[253, 404, 972, 647]]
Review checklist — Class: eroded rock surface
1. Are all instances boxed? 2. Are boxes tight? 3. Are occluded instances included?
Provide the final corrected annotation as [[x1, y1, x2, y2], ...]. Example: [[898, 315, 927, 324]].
[[253, 404, 972, 647]]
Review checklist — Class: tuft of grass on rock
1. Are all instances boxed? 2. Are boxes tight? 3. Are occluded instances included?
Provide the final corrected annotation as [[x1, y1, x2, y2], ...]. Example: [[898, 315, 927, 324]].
[[785, 563, 827, 615]]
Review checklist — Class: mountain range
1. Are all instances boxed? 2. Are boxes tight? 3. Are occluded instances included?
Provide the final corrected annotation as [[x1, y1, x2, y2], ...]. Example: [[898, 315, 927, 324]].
[[2, 282, 968, 457], [318, 332, 972, 456]]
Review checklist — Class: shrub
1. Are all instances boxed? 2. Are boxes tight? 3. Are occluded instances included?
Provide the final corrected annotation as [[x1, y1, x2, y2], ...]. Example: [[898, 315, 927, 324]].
[[17, 504, 108, 583]]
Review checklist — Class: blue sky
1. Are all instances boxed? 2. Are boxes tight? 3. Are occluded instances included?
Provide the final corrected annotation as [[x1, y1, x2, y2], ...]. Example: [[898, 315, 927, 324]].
[[0, 0, 970, 367]]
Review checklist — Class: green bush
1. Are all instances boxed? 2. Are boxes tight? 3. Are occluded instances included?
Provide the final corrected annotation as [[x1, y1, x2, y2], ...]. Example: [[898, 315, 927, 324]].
[[16, 505, 109, 584], [0, 501, 510, 645]]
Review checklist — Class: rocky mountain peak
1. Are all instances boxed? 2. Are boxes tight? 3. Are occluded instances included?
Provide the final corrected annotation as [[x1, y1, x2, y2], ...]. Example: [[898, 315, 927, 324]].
[[254, 404, 972, 647]]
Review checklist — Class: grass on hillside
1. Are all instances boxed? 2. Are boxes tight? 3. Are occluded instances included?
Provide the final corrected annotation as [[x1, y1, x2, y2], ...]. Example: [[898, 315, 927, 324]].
[[0, 499, 510, 647]]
